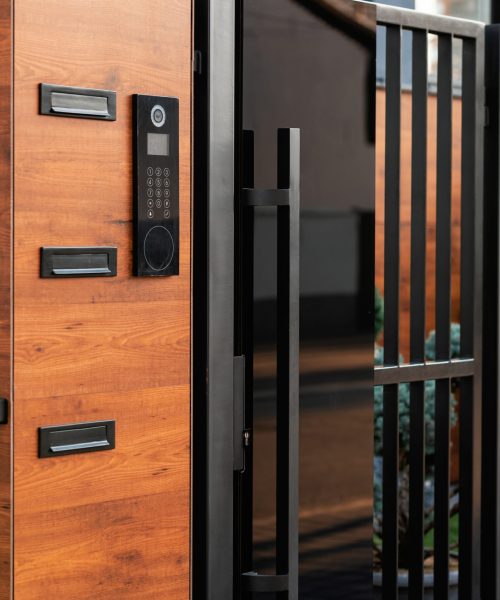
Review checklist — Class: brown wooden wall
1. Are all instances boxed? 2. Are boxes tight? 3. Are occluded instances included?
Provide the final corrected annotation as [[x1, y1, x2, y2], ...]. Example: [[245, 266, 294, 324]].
[[376, 88, 462, 360], [0, 1, 192, 598], [0, 1, 11, 596]]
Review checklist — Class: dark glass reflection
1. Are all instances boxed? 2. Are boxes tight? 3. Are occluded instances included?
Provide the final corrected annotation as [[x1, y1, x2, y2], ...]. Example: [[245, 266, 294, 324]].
[[242, 1, 376, 598]]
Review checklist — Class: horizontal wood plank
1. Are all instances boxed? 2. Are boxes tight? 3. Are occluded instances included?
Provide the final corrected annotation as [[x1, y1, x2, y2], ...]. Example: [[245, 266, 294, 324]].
[[14, 492, 189, 600]]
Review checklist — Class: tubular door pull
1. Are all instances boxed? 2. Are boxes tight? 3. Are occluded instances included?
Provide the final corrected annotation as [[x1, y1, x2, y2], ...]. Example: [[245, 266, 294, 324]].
[[240, 128, 300, 598]]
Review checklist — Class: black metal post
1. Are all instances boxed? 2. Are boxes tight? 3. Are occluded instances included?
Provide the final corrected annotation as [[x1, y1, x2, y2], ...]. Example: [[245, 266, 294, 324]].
[[276, 128, 300, 600], [408, 27, 427, 600], [382, 23, 401, 600], [492, 0, 500, 24], [459, 32, 483, 600], [201, 1, 236, 599], [482, 23, 500, 600]]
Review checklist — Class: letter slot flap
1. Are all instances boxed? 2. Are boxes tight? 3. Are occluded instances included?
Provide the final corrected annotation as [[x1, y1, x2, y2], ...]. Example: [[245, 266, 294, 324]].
[[40, 83, 116, 120], [40, 247, 117, 278], [39, 421, 115, 458]]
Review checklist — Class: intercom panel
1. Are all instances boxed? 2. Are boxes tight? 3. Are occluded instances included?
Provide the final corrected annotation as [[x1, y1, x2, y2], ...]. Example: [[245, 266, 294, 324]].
[[133, 94, 179, 276]]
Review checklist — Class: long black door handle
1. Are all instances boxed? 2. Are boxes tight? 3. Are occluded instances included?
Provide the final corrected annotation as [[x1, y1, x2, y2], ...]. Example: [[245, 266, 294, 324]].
[[239, 128, 300, 599]]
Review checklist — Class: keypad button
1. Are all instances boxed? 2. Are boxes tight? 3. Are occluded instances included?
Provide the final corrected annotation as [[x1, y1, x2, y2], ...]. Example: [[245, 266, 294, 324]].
[[164, 189, 170, 198], [147, 199, 154, 208], [155, 167, 162, 176], [164, 210, 170, 219], [147, 167, 154, 176], [155, 189, 162, 198], [164, 178, 170, 188], [164, 199, 170, 208], [155, 199, 162, 208], [155, 178, 162, 187], [163, 168, 170, 177], [147, 188, 154, 198], [147, 177, 154, 187], [147, 209, 154, 219]]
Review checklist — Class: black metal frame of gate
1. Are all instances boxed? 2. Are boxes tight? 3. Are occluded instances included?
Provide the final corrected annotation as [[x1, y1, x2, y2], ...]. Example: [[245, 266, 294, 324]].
[[482, 21, 500, 600], [194, 1, 500, 599], [375, 5, 485, 599]]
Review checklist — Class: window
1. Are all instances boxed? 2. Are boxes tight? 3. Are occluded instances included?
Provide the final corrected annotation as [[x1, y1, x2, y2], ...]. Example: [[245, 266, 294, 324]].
[[376, 0, 490, 22], [416, 0, 490, 22]]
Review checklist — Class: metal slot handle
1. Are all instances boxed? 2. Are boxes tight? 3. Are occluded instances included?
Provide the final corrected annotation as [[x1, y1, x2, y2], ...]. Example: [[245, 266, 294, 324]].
[[0, 399, 8, 424], [40, 83, 117, 120], [51, 92, 110, 116], [39, 420, 115, 458], [239, 128, 300, 598], [40, 247, 117, 278]]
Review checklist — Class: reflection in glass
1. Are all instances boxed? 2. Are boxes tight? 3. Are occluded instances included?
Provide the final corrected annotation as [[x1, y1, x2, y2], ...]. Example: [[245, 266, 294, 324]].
[[243, 0, 376, 597]]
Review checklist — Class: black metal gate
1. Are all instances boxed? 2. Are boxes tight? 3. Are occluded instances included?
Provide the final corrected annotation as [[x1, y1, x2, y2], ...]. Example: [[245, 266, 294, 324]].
[[195, 1, 500, 599], [375, 4, 485, 599]]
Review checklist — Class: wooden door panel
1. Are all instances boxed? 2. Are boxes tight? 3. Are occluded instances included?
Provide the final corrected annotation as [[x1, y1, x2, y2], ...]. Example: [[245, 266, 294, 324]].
[[6, 0, 192, 597], [13, 386, 189, 514], [12, 111, 191, 306], [15, 492, 189, 600], [0, 1, 12, 596], [14, 302, 189, 398], [0, 0, 11, 592]]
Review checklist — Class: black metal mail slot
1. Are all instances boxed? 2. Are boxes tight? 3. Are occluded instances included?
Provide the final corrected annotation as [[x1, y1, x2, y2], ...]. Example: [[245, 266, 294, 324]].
[[40, 83, 116, 120], [0, 398, 8, 425], [40, 247, 117, 278], [39, 420, 115, 458]]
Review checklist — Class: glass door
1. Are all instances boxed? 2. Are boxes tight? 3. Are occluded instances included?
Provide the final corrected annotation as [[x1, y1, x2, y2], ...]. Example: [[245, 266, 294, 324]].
[[235, 1, 377, 597]]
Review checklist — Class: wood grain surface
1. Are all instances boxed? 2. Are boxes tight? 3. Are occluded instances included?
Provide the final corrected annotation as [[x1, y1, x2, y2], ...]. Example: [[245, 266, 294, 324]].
[[10, 0, 192, 598], [0, 0, 11, 597]]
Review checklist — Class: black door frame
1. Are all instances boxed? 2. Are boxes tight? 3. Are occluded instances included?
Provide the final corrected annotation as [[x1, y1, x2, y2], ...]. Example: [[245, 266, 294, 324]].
[[193, 0, 236, 598], [482, 22, 500, 600]]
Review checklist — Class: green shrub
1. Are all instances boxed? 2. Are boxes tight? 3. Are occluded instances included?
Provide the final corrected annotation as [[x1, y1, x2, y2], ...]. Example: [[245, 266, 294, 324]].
[[424, 322, 461, 360], [373, 317, 460, 567]]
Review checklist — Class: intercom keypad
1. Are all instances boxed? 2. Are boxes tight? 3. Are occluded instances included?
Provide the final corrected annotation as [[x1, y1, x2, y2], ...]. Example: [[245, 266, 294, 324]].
[[147, 169, 171, 215], [133, 94, 179, 276]]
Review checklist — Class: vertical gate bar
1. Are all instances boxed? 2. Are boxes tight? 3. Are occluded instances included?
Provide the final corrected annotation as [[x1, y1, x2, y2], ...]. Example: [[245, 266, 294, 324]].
[[276, 128, 299, 600], [482, 24, 499, 599], [409, 381, 425, 599], [434, 377, 451, 599], [409, 33, 428, 360], [382, 24, 401, 600], [459, 35, 482, 599], [472, 27, 485, 598], [435, 33, 452, 362], [458, 376, 475, 598], [408, 28, 428, 600], [434, 32, 453, 600], [383, 384, 400, 600], [460, 36, 476, 360], [383, 26, 401, 367]]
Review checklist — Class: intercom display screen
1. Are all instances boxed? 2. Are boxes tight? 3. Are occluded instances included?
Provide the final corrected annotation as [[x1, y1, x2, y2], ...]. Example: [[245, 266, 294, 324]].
[[147, 133, 169, 156]]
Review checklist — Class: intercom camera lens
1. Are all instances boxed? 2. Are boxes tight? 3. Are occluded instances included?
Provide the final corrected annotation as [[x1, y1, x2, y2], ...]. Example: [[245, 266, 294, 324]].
[[151, 104, 166, 127]]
